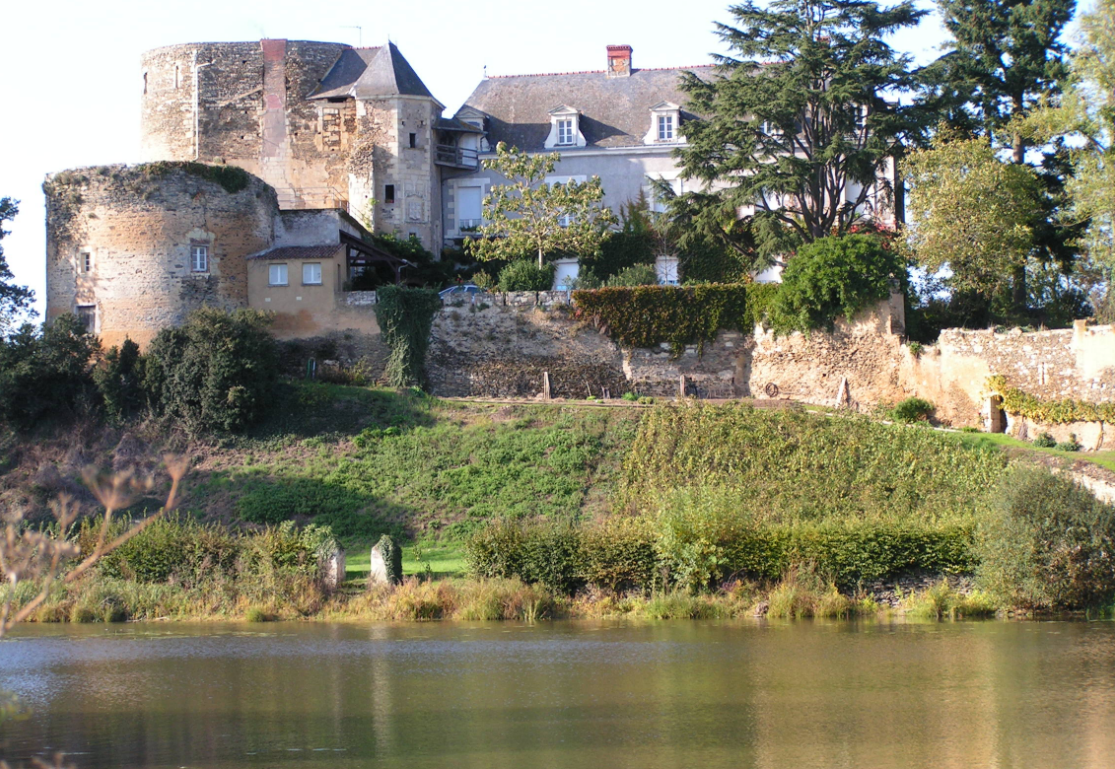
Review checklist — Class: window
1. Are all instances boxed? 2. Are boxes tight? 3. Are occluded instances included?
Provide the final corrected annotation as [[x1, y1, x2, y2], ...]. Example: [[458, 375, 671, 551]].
[[457, 186, 483, 231], [409, 133, 417, 149], [76, 305, 96, 333], [657, 115, 674, 141], [557, 119, 574, 145], [269, 264, 288, 286], [81, 252, 92, 273], [191, 244, 209, 273], [302, 262, 322, 285], [384, 184, 395, 204]]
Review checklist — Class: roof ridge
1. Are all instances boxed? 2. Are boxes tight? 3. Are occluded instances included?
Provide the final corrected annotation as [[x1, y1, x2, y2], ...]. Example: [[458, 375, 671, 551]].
[[486, 65, 713, 79]]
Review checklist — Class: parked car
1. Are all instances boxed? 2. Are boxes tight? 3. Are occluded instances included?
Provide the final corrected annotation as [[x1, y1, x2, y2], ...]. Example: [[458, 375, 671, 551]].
[[439, 284, 487, 302]]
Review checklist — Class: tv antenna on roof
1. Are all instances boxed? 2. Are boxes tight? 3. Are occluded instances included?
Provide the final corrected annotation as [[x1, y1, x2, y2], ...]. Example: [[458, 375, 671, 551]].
[[342, 25, 362, 46]]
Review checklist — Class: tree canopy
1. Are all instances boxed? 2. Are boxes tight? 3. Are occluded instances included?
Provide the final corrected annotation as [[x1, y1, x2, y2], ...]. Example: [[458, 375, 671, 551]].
[[471, 143, 618, 269], [669, 0, 926, 264], [0, 198, 36, 336]]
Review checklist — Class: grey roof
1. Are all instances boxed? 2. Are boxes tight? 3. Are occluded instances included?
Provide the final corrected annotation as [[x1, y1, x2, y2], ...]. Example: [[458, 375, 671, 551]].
[[436, 116, 484, 133], [459, 66, 714, 150], [310, 43, 436, 101], [248, 245, 342, 261]]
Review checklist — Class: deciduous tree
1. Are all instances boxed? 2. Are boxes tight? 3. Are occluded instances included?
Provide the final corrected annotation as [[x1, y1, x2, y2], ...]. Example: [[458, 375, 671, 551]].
[[472, 143, 618, 269], [0, 198, 36, 335]]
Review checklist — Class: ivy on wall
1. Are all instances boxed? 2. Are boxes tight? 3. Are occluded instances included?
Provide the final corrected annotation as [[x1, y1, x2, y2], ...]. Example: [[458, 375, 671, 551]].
[[572, 284, 778, 354], [989, 375, 1115, 424]]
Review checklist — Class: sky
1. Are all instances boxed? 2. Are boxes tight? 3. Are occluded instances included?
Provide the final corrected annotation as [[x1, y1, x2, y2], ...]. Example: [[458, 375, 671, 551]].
[[0, 0, 955, 318]]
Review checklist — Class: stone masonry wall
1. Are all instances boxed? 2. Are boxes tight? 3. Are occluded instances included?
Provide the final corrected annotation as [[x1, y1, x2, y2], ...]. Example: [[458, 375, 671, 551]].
[[424, 293, 1115, 443], [44, 164, 277, 347]]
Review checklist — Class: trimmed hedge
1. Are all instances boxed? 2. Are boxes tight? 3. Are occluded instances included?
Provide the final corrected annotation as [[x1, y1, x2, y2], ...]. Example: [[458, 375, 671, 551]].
[[465, 518, 975, 594], [572, 284, 777, 354], [990, 375, 1115, 425]]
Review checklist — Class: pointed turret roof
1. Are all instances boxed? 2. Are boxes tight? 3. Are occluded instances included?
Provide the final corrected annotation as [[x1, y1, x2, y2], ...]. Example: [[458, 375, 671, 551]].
[[310, 43, 438, 103]]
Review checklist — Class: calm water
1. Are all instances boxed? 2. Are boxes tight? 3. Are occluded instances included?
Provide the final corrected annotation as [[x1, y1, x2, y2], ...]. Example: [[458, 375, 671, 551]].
[[1, 620, 1114, 768]]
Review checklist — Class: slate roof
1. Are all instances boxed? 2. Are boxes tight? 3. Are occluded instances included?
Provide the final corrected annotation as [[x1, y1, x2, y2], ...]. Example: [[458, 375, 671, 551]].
[[248, 245, 342, 261], [459, 66, 715, 150], [310, 43, 437, 102]]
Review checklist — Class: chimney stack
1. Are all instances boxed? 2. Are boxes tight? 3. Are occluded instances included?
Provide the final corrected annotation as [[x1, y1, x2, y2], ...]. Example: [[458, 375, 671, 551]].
[[607, 45, 632, 78]]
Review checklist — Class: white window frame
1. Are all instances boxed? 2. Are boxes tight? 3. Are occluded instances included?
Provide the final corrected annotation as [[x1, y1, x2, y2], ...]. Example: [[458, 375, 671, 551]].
[[557, 119, 574, 146], [302, 262, 323, 286], [81, 252, 92, 273], [545, 175, 587, 228], [191, 244, 209, 273], [657, 115, 674, 141], [269, 263, 288, 286]]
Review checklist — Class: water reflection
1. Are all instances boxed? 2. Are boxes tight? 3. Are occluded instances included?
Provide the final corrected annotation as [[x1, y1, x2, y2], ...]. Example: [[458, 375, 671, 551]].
[[0, 620, 1113, 768]]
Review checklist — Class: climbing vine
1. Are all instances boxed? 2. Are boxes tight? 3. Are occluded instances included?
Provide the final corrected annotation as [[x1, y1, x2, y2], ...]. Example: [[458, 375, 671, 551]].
[[988, 375, 1115, 424], [375, 286, 442, 388]]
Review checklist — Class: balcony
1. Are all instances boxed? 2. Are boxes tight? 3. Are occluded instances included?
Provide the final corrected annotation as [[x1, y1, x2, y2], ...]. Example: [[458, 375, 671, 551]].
[[435, 145, 480, 170], [458, 218, 483, 233]]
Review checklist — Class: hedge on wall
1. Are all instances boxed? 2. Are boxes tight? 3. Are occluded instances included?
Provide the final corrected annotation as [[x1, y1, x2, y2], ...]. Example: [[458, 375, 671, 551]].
[[989, 375, 1115, 425], [572, 284, 777, 353]]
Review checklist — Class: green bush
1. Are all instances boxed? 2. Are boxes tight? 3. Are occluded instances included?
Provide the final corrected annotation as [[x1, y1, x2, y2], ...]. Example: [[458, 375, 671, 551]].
[[769, 234, 904, 334], [518, 521, 584, 594], [978, 465, 1115, 609], [497, 260, 556, 292], [0, 314, 100, 430], [889, 397, 934, 423], [603, 264, 659, 287], [1033, 432, 1057, 448], [466, 519, 526, 579], [572, 284, 768, 354], [144, 308, 279, 434], [1056, 434, 1082, 452], [94, 338, 144, 423], [374, 285, 441, 389], [580, 517, 658, 592]]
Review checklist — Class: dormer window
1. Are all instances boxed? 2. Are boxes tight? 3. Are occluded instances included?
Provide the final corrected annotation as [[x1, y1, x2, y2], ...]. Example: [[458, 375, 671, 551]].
[[646, 102, 682, 145], [545, 106, 585, 149]]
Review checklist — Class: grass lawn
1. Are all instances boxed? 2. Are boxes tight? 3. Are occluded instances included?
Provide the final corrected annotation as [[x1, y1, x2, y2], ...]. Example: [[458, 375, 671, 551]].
[[950, 430, 1115, 474], [345, 543, 468, 580]]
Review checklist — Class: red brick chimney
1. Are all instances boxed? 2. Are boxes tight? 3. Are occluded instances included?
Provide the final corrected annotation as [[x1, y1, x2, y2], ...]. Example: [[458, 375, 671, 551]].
[[607, 45, 632, 78]]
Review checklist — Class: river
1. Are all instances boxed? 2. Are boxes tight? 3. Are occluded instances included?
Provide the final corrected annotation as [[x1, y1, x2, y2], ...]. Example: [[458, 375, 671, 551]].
[[1, 620, 1113, 768]]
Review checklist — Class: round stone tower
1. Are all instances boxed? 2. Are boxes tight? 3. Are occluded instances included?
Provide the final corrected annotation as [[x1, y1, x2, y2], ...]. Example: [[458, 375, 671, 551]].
[[140, 40, 354, 201], [44, 162, 278, 347]]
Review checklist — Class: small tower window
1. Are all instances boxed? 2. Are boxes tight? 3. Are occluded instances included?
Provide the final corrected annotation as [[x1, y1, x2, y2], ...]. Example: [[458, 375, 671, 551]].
[[384, 184, 395, 204], [191, 244, 209, 273], [409, 133, 417, 149], [143, 72, 148, 95], [81, 252, 92, 273], [174, 64, 181, 90]]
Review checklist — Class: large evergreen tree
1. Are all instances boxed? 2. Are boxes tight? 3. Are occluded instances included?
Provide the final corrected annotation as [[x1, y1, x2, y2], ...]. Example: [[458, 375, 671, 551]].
[[669, 0, 926, 265], [921, 0, 1077, 310], [0, 198, 36, 335]]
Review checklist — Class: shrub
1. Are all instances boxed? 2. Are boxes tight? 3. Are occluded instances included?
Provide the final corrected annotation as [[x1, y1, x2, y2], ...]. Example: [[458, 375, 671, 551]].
[[769, 234, 904, 334], [890, 397, 934, 423], [94, 338, 144, 423], [1032, 432, 1057, 448], [573, 284, 766, 354], [978, 465, 1115, 609], [0, 315, 100, 430], [144, 308, 279, 434], [466, 519, 527, 579], [603, 264, 659, 287], [580, 517, 658, 592], [519, 521, 584, 595], [374, 285, 441, 389], [497, 260, 556, 292], [1056, 434, 1082, 452]]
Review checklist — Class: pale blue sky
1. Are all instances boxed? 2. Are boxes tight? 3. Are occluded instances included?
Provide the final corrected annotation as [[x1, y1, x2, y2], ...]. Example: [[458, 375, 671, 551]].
[[1, 0, 955, 316]]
